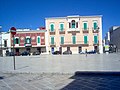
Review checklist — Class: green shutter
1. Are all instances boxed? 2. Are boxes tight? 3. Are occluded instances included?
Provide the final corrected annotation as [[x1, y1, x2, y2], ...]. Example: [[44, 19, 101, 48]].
[[84, 36, 88, 44], [14, 38, 16, 44], [61, 36, 64, 44], [51, 24, 54, 31], [72, 22, 75, 28], [38, 37, 40, 43], [60, 24, 64, 31], [84, 23, 87, 30], [72, 36, 76, 44], [51, 37, 54, 44], [94, 22, 97, 30], [94, 36, 98, 44]]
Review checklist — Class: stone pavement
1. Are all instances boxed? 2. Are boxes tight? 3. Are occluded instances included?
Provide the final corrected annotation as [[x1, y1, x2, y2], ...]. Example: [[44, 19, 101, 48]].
[[0, 72, 120, 90], [0, 53, 120, 90], [0, 53, 120, 73]]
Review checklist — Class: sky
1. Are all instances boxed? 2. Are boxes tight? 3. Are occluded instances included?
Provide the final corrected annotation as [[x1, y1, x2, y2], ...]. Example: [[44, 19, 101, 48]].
[[0, 0, 120, 38]]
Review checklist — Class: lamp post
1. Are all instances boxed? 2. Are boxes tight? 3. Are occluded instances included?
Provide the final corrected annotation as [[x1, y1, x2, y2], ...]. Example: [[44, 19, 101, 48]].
[[10, 27, 16, 70]]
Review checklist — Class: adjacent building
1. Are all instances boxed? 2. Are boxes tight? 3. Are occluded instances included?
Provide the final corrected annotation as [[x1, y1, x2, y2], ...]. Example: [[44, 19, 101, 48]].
[[45, 15, 103, 54], [109, 26, 120, 52], [1, 32, 11, 56], [10, 28, 47, 55]]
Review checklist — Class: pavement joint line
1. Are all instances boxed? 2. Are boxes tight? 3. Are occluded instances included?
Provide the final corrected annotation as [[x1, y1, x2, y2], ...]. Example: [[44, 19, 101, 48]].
[[15, 76, 41, 90], [1, 79, 12, 90]]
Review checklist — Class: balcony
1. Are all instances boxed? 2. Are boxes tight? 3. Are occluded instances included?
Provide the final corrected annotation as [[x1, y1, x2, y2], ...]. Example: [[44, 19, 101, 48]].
[[50, 42, 56, 47], [92, 27, 99, 33], [60, 41, 89, 47], [49, 29, 55, 35], [82, 28, 89, 33], [67, 28, 80, 33], [59, 29, 65, 34]]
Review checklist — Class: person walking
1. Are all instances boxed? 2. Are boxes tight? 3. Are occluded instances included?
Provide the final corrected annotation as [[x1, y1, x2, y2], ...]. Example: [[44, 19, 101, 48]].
[[85, 49, 87, 57]]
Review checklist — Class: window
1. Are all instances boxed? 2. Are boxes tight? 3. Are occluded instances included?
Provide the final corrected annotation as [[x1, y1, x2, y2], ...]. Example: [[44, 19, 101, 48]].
[[94, 36, 98, 44], [25, 38, 31, 44], [51, 36, 54, 44], [60, 36, 64, 44], [93, 22, 97, 30], [50, 24, 54, 32], [4, 40, 7, 47], [72, 35, 76, 44], [83, 23, 87, 30], [37, 37, 40, 43], [60, 23, 64, 31], [16, 38, 19, 44], [69, 20, 78, 29], [72, 20, 75, 28], [84, 36, 88, 44]]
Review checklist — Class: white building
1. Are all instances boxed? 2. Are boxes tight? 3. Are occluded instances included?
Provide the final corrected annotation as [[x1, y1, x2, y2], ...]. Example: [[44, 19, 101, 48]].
[[1, 32, 11, 56]]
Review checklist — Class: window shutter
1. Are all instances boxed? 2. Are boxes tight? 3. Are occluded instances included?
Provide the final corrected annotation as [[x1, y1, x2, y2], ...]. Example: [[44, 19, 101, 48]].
[[38, 37, 40, 43], [14, 38, 16, 44], [94, 36, 98, 44], [94, 22, 97, 30], [51, 37, 54, 44], [61, 37, 64, 44], [72, 36, 76, 44], [84, 36, 87, 44], [60, 24, 64, 31], [84, 23, 87, 30], [51, 24, 54, 31]]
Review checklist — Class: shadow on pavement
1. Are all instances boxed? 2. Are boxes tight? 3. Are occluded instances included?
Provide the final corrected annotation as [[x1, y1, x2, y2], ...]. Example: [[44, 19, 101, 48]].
[[61, 71, 120, 90]]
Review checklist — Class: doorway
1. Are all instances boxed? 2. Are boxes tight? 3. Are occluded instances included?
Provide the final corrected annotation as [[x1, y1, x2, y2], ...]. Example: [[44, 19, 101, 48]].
[[78, 46, 82, 53], [94, 46, 98, 53], [51, 47, 54, 54]]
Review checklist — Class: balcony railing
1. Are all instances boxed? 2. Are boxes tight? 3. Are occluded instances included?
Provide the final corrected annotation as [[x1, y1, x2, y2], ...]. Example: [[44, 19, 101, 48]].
[[82, 28, 89, 33], [67, 28, 80, 33], [92, 27, 99, 33], [49, 29, 56, 35]]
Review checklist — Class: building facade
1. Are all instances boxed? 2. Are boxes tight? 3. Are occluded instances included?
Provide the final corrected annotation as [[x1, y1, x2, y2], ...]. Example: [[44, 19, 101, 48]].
[[1, 32, 11, 56], [45, 15, 103, 54], [10, 28, 47, 55], [109, 26, 120, 52]]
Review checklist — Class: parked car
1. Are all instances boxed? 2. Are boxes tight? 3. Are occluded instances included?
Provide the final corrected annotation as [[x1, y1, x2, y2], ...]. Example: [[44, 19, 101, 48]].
[[21, 51, 30, 56], [53, 51, 61, 55], [33, 51, 41, 55], [63, 50, 72, 55], [6, 52, 15, 56], [87, 50, 96, 54]]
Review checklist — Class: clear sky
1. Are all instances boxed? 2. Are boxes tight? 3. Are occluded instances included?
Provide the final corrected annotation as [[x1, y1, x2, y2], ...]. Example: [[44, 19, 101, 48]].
[[0, 0, 120, 38]]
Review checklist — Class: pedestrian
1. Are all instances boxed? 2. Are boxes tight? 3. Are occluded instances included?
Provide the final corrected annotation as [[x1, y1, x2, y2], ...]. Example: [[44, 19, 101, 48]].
[[85, 49, 87, 57], [49, 50, 50, 54]]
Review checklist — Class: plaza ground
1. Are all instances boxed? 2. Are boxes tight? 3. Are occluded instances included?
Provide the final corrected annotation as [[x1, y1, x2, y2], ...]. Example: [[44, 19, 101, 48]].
[[0, 53, 120, 90], [0, 53, 120, 73]]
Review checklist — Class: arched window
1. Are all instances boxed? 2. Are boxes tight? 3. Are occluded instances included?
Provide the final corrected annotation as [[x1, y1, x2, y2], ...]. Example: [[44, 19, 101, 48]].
[[37, 37, 40, 43], [50, 24, 54, 31], [71, 20, 75, 28]]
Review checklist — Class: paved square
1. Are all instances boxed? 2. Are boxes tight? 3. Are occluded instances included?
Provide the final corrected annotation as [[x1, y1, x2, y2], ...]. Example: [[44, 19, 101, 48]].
[[0, 53, 120, 90]]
